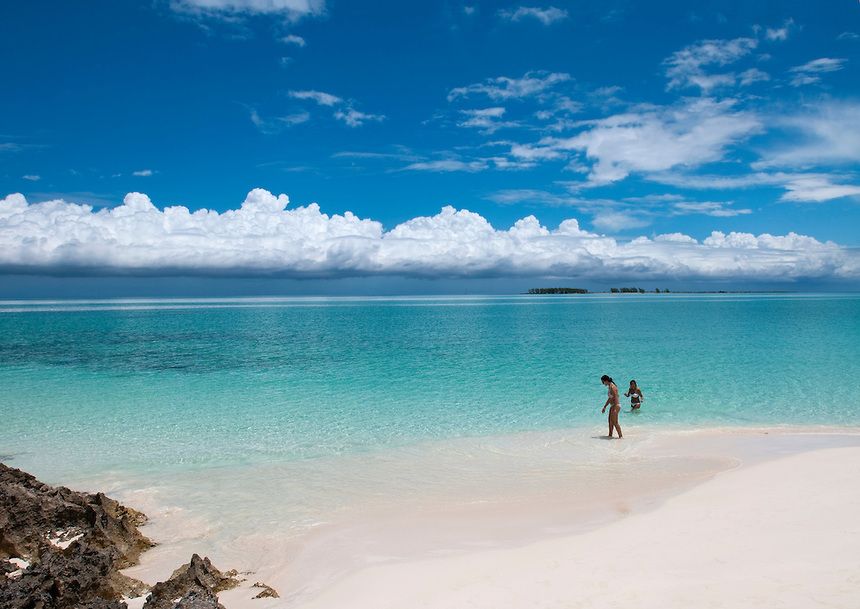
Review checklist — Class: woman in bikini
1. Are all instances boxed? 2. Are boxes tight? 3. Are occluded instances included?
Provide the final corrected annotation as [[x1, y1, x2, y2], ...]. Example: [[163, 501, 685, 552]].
[[625, 379, 643, 410], [600, 375, 622, 438]]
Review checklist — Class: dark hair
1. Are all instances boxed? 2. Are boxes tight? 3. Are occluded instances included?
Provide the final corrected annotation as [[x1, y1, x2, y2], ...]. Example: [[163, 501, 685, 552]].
[[601, 375, 613, 384], [630, 379, 637, 386]]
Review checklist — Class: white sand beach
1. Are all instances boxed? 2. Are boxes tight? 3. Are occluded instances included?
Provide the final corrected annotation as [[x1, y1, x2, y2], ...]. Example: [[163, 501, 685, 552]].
[[116, 428, 860, 609], [288, 443, 860, 609]]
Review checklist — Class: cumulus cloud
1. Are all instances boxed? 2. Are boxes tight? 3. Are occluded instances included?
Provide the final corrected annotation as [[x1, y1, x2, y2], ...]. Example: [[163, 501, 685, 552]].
[[170, 0, 324, 20], [664, 37, 758, 91], [448, 71, 571, 101], [499, 6, 569, 26], [788, 57, 846, 87], [2, 189, 855, 281], [541, 98, 761, 186]]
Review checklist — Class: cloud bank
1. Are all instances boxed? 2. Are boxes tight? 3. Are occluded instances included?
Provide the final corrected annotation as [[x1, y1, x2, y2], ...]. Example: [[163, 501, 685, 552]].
[[1, 190, 857, 282]]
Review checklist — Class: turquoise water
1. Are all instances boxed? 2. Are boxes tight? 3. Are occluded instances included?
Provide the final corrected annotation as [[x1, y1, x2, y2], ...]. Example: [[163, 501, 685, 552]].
[[1, 294, 859, 483]]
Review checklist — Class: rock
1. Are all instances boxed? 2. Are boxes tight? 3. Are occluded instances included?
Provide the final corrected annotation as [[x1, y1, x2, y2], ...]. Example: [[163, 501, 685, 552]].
[[142, 555, 239, 609], [0, 463, 153, 567], [1, 464, 243, 609], [171, 588, 224, 609], [0, 462, 153, 608], [251, 582, 279, 599]]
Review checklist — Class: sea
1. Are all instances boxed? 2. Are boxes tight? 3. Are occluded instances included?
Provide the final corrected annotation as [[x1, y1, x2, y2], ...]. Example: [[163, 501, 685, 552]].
[[1, 293, 859, 568]]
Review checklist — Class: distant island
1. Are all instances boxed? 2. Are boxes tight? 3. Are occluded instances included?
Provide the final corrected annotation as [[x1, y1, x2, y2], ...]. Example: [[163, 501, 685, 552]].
[[527, 287, 789, 295], [527, 287, 670, 294]]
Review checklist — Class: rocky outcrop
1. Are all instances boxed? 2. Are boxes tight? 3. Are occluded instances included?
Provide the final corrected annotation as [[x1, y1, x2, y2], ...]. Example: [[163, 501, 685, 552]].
[[0, 463, 155, 608], [141, 554, 239, 609], [0, 463, 153, 566], [1, 464, 245, 609], [251, 582, 279, 599]]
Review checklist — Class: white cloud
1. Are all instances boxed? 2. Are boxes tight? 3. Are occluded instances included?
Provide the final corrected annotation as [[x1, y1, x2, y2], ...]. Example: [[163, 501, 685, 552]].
[[170, 0, 324, 19], [756, 101, 860, 168], [788, 57, 846, 86], [486, 189, 576, 206], [542, 98, 762, 186], [333, 108, 385, 127], [780, 176, 860, 203], [133, 169, 154, 177], [3, 189, 854, 280], [403, 159, 488, 173], [650, 169, 860, 203], [250, 109, 310, 133], [838, 32, 859, 41], [280, 34, 306, 46], [289, 90, 343, 106], [664, 37, 758, 91], [288, 90, 383, 127], [739, 68, 769, 86], [671, 201, 752, 217], [508, 142, 564, 161], [655, 233, 698, 244], [591, 211, 649, 232], [499, 6, 569, 26], [765, 19, 794, 42], [448, 71, 571, 101], [457, 107, 518, 133], [22, 175, 41, 182]]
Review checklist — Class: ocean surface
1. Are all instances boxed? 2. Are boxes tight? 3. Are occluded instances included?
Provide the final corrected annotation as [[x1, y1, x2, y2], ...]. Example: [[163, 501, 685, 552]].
[[2, 293, 859, 486]]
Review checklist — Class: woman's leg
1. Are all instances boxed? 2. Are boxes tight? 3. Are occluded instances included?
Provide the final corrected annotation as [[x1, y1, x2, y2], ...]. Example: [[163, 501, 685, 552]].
[[608, 411, 614, 437], [612, 407, 623, 438]]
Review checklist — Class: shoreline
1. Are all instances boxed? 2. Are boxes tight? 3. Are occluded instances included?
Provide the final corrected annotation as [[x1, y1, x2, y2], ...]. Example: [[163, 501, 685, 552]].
[[295, 442, 860, 609], [105, 425, 860, 607]]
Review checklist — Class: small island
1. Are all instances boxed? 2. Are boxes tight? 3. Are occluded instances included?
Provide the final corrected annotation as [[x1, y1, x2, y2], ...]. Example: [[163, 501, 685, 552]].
[[527, 287, 671, 294], [527, 287, 590, 294]]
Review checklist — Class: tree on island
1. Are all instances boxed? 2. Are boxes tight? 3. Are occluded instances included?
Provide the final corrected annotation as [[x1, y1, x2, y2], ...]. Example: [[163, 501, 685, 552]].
[[527, 287, 589, 294]]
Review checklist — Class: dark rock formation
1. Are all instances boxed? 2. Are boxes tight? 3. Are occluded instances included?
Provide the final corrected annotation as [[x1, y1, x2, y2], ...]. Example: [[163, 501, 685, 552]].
[[0, 462, 152, 608], [1, 463, 244, 609], [141, 554, 239, 609], [0, 463, 153, 566]]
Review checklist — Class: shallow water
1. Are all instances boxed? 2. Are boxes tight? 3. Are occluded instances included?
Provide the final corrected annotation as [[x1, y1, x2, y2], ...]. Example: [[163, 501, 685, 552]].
[[1, 293, 859, 484]]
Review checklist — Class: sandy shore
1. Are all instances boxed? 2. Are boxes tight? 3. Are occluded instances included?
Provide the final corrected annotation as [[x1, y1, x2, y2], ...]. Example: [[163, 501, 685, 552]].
[[292, 444, 860, 609], [116, 428, 860, 608]]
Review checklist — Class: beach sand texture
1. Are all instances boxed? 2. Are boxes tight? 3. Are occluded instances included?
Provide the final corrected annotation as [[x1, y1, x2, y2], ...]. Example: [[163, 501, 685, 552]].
[[281, 445, 860, 609]]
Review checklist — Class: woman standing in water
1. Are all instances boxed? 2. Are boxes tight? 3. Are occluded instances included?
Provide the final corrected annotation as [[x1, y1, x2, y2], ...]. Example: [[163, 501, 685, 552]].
[[625, 379, 643, 410], [601, 375, 622, 438]]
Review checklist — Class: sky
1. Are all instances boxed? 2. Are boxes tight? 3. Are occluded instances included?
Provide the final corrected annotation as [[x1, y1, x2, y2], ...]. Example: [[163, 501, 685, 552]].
[[1, 0, 860, 295]]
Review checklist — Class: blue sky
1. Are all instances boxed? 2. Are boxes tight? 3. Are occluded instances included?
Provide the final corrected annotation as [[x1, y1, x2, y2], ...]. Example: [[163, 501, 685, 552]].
[[1, 0, 859, 293]]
